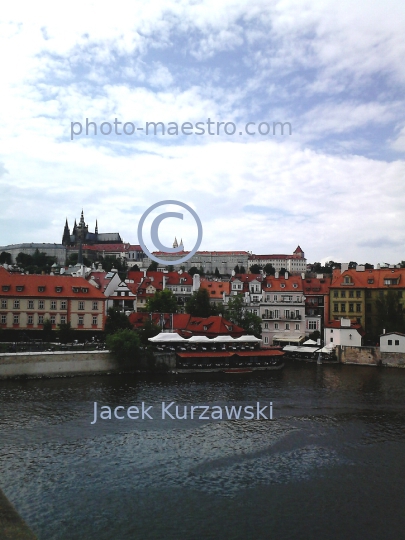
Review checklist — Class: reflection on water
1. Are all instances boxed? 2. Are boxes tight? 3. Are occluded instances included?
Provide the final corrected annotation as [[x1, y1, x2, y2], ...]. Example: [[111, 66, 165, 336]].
[[0, 363, 404, 540]]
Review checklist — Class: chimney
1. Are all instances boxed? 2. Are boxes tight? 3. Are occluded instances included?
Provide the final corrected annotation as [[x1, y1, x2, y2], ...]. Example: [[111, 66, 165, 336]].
[[301, 273, 305, 279], [285, 272, 289, 279], [340, 263, 349, 273], [275, 271, 279, 279]]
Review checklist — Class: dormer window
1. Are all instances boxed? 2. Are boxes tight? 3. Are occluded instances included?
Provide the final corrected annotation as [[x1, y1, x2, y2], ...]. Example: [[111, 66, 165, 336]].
[[72, 287, 80, 293], [293, 283, 298, 288], [16, 286, 24, 292], [280, 284, 285, 288], [367, 279, 374, 284], [38, 286, 45, 292], [55, 287, 63, 293], [82, 288, 89, 293], [2, 285, 10, 292]]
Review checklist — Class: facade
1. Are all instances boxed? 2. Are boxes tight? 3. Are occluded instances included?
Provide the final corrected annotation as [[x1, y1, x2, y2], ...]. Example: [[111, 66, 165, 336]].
[[303, 276, 331, 332], [142, 250, 250, 275], [199, 278, 231, 305], [0, 243, 66, 265], [329, 267, 405, 339], [0, 267, 106, 334], [380, 332, 405, 353], [324, 318, 364, 347], [249, 246, 306, 274]]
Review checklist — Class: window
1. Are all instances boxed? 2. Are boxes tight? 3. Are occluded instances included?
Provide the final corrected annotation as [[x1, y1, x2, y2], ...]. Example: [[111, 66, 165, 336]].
[[356, 304, 361, 312], [349, 303, 354, 312], [60, 315, 66, 324], [330, 337, 333, 342], [285, 323, 290, 330], [27, 315, 33, 325], [295, 324, 300, 330], [344, 276, 350, 284], [308, 320, 317, 330], [92, 316, 98, 325], [274, 295, 278, 301], [264, 323, 269, 329], [82, 288, 89, 293], [78, 316, 84, 325], [334, 291, 338, 297], [395, 340, 399, 346], [356, 291, 361, 298], [51, 301, 57, 310], [333, 303, 338, 312], [274, 323, 279, 330], [2, 285, 10, 292], [38, 315, 44, 324], [55, 287, 62, 293], [13, 300, 20, 309], [16, 286, 24, 292], [341, 304, 346, 312], [341, 291, 346, 298], [330, 329, 333, 333], [28, 300, 34, 309], [264, 337, 269, 344], [293, 283, 298, 288], [1, 315, 6, 324], [39, 300, 44, 309], [78, 301, 84, 310], [38, 286, 45, 292], [388, 340, 392, 345], [61, 301, 67, 310], [1, 300, 7, 309], [50, 315, 56, 325], [13, 315, 19, 324], [72, 287, 79, 293], [349, 290, 354, 298]]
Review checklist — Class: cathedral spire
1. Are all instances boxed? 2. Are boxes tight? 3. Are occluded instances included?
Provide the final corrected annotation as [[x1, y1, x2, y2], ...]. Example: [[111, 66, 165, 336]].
[[80, 209, 85, 227], [62, 218, 70, 246], [95, 219, 98, 235], [173, 237, 178, 248]]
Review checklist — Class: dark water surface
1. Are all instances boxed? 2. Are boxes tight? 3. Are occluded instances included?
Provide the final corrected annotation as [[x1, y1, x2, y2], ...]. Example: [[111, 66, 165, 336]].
[[0, 362, 404, 540]]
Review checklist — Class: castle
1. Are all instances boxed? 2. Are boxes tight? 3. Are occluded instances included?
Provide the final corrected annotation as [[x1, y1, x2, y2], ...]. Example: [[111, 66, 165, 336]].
[[62, 210, 122, 247]]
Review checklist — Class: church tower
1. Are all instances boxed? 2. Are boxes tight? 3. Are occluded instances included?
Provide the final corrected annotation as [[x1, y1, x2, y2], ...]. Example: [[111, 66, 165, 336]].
[[62, 218, 71, 246]]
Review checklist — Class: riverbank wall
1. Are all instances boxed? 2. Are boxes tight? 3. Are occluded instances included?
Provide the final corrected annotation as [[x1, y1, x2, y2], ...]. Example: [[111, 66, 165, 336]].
[[0, 350, 176, 379], [337, 345, 405, 367], [0, 487, 38, 539]]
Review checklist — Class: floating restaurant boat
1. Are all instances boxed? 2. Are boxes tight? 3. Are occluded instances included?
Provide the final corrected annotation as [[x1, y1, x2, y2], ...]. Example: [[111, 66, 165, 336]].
[[148, 333, 284, 373]]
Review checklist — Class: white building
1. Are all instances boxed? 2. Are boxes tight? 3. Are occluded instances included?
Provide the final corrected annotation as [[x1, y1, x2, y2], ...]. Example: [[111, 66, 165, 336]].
[[324, 318, 364, 347], [249, 246, 306, 274], [380, 332, 405, 353]]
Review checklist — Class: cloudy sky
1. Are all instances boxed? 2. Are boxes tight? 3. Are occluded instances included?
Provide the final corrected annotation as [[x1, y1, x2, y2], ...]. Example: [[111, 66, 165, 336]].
[[1, 0, 404, 265]]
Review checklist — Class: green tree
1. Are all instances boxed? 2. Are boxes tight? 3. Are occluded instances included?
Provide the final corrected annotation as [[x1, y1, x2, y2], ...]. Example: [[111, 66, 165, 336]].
[[234, 265, 240, 274], [263, 263, 275, 275], [214, 267, 221, 278], [0, 251, 11, 265], [146, 290, 179, 313], [239, 265, 246, 274], [188, 266, 201, 276], [105, 307, 132, 335], [137, 319, 161, 346], [249, 264, 262, 274], [375, 290, 405, 336], [308, 330, 321, 342], [167, 265, 174, 272], [131, 264, 140, 271], [58, 322, 73, 344], [148, 261, 158, 271], [106, 329, 142, 365], [185, 288, 217, 317], [42, 318, 53, 342], [224, 295, 262, 337]]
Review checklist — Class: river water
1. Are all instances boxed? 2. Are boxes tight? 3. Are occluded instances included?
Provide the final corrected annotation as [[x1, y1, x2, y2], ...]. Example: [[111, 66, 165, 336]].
[[0, 362, 404, 540]]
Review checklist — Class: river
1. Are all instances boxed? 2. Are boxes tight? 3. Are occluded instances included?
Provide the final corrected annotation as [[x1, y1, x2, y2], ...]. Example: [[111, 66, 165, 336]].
[[0, 362, 404, 540]]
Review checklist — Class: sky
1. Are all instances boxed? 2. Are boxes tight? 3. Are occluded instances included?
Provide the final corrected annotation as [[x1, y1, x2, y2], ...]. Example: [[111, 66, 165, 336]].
[[1, 0, 404, 266]]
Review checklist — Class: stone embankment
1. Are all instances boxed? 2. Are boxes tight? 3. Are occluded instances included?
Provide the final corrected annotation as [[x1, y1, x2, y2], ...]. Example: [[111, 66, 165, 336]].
[[337, 345, 405, 367]]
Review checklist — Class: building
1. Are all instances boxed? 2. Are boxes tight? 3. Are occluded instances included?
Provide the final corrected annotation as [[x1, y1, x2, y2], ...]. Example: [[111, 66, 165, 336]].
[[303, 275, 331, 333], [62, 210, 123, 247], [142, 250, 250, 275], [0, 267, 106, 336], [249, 246, 307, 274], [329, 266, 405, 340], [380, 332, 405, 353], [0, 243, 66, 265], [324, 318, 364, 347], [199, 278, 231, 306]]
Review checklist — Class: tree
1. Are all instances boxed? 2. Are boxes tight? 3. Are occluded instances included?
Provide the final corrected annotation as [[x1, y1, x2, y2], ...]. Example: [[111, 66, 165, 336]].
[[106, 329, 142, 365], [146, 290, 179, 313], [0, 251, 11, 265], [167, 265, 174, 272], [279, 267, 287, 275], [348, 261, 357, 269], [42, 318, 53, 342], [131, 264, 140, 271], [137, 319, 161, 347], [249, 264, 262, 274], [375, 290, 405, 336], [214, 267, 221, 278], [185, 288, 217, 317], [234, 265, 240, 274], [308, 330, 321, 342], [263, 263, 275, 275], [188, 266, 201, 276], [239, 265, 246, 274], [224, 295, 262, 337], [105, 307, 132, 335], [58, 322, 73, 344], [148, 261, 158, 271]]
